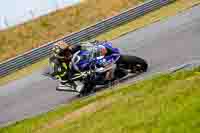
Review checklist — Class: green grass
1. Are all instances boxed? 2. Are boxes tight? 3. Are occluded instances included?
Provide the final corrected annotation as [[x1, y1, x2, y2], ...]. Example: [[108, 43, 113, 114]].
[[1, 0, 200, 86], [1, 67, 200, 133]]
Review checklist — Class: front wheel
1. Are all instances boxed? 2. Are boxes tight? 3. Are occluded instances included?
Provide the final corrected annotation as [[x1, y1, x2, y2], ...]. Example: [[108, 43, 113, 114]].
[[79, 82, 95, 97], [117, 55, 148, 74]]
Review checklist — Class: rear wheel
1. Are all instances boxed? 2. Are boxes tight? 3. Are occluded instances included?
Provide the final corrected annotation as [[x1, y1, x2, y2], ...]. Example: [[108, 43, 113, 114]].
[[117, 55, 148, 74]]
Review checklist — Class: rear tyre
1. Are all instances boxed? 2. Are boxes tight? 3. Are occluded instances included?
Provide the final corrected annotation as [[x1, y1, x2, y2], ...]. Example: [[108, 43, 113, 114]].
[[117, 55, 148, 73]]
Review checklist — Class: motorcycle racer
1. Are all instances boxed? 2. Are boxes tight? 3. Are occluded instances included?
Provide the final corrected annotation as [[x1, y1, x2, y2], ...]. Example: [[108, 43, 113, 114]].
[[49, 40, 119, 90], [48, 40, 148, 95], [49, 40, 81, 85]]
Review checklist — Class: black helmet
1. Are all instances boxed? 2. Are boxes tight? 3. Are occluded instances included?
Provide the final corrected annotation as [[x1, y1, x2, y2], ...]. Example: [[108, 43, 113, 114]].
[[52, 40, 72, 60], [52, 44, 65, 59]]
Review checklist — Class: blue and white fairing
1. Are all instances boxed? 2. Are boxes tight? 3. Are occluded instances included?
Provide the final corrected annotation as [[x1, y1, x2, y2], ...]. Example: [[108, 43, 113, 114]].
[[72, 41, 120, 72]]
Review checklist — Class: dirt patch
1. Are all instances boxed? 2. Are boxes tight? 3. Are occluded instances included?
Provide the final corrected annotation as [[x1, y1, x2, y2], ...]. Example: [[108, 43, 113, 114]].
[[35, 97, 117, 132]]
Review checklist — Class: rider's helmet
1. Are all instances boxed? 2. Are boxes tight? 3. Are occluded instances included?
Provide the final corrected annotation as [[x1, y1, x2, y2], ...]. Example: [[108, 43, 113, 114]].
[[52, 40, 72, 61]]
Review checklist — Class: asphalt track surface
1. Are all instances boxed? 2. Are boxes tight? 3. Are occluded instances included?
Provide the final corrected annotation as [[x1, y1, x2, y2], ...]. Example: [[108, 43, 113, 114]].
[[1, 5, 200, 127]]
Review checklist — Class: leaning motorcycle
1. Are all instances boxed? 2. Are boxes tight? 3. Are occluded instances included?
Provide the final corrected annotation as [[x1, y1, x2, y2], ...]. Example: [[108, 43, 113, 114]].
[[48, 41, 148, 96]]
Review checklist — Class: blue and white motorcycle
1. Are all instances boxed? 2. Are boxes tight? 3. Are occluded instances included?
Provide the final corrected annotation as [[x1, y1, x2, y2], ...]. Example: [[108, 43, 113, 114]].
[[50, 41, 148, 96]]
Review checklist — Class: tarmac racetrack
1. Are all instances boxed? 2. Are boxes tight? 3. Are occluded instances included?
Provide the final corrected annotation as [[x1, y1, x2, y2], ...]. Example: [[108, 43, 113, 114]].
[[1, 5, 200, 127]]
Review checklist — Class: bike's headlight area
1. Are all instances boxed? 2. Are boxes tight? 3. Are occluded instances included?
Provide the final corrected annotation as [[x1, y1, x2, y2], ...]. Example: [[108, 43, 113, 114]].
[[81, 54, 90, 60]]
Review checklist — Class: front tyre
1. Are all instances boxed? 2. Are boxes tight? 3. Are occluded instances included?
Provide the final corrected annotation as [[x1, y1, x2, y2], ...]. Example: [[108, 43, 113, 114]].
[[79, 82, 95, 97]]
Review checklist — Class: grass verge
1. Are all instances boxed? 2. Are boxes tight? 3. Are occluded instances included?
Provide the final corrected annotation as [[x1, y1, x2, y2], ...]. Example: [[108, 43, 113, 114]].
[[0, 0, 142, 62], [1, 0, 200, 86], [1, 67, 200, 132]]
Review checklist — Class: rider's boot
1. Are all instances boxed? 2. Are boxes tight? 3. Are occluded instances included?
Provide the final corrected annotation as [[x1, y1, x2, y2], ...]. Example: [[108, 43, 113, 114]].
[[57, 80, 77, 91]]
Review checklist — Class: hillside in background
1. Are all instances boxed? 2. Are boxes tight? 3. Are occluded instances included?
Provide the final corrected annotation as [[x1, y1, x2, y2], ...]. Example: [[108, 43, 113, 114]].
[[0, 0, 143, 62]]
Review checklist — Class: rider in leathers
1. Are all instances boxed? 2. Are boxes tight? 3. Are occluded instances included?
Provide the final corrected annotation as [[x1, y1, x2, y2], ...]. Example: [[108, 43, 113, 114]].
[[50, 40, 117, 90], [49, 41, 81, 84]]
